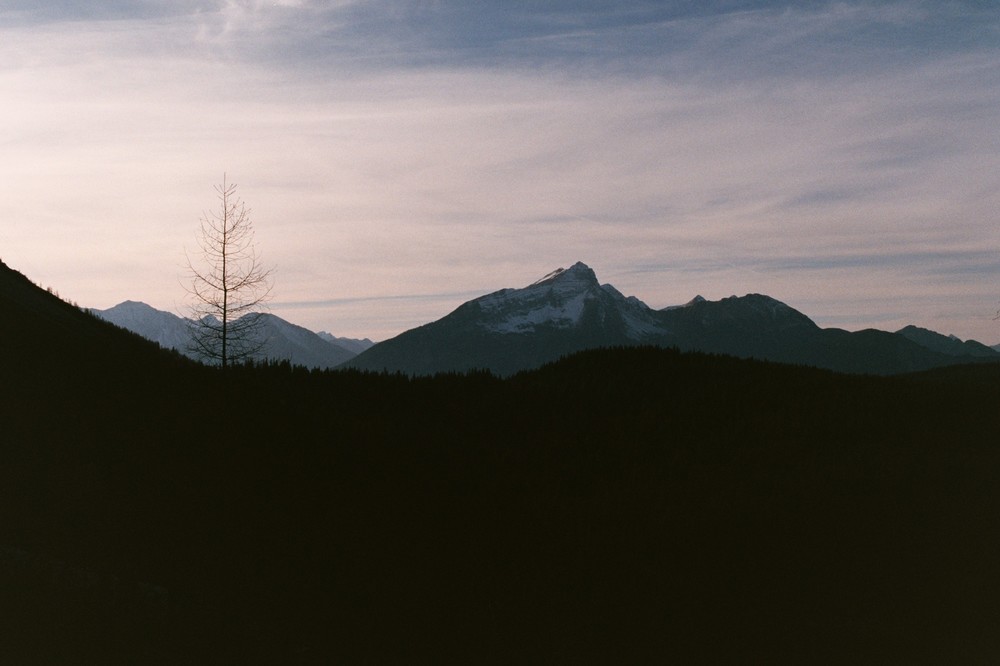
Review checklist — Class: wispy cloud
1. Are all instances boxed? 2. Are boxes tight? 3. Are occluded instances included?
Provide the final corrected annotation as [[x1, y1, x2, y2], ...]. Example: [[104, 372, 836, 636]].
[[1, 1, 998, 341]]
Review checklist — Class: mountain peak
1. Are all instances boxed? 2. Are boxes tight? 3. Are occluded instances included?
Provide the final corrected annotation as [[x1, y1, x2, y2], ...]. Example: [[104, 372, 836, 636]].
[[456, 260, 666, 343], [721, 294, 815, 324], [528, 261, 597, 288], [106, 300, 160, 314], [661, 294, 707, 311]]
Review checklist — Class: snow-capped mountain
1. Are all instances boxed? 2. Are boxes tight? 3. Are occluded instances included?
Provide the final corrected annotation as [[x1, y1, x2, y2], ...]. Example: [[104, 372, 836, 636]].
[[346, 261, 669, 376], [474, 262, 664, 339], [92, 302, 364, 369], [93, 301, 192, 352], [347, 261, 1000, 376]]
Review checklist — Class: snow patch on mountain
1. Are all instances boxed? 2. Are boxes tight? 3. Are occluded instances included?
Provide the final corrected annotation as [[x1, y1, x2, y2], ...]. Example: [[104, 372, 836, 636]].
[[472, 262, 665, 338], [529, 267, 568, 286], [530, 261, 599, 291], [481, 289, 592, 334], [477, 263, 601, 334]]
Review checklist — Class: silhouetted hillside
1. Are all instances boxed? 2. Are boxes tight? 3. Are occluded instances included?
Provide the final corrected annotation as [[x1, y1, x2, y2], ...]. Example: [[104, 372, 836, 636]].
[[3, 259, 1000, 664]]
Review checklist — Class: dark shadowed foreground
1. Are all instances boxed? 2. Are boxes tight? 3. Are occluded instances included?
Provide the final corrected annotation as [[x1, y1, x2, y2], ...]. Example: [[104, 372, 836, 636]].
[[1, 262, 999, 664]]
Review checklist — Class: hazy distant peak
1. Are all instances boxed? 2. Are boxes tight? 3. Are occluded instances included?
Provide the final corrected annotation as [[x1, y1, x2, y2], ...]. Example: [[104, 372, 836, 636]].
[[317, 331, 375, 355], [105, 300, 160, 313], [92, 301, 368, 367], [93, 300, 191, 352]]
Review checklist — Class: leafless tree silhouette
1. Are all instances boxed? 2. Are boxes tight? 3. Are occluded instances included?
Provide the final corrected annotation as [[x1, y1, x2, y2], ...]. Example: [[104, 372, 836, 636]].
[[186, 176, 273, 369]]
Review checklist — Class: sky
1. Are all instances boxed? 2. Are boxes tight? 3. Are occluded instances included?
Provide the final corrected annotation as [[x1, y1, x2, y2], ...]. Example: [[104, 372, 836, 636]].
[[1, 1, 999, 343]]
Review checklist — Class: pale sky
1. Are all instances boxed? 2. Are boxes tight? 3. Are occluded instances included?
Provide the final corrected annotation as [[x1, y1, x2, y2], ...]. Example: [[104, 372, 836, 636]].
[[2, 1, 999, 343]]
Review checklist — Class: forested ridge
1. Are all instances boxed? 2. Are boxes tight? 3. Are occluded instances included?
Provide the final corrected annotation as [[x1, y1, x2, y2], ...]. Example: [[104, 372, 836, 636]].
[[2, 260, 1000, 663]]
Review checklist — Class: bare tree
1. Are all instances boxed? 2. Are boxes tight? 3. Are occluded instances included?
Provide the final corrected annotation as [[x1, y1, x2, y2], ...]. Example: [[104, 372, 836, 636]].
[[186, 176, 273, 369]]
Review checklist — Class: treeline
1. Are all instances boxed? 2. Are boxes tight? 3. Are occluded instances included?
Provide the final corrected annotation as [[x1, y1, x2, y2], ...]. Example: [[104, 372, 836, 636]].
[[1, 343, 1000, 663]]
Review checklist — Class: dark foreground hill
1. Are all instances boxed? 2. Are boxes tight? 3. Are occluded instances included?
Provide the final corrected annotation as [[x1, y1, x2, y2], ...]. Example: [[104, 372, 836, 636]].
[[3, 259, 1000, 663]]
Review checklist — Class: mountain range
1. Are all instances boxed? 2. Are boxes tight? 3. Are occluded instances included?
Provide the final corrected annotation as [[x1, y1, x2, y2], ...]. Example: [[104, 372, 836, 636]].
[[89, 261, 998, 376], [91, 301, 372, 370], [346, 261, 1000, 376]]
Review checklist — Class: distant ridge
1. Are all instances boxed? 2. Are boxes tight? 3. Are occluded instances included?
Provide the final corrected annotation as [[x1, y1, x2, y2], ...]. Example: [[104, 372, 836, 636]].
[[895, 324, 998, 358], [10, 257, 997, 376], [346, 261, 1000, 376], [91, 301, 365, 369], [317, 331, 374, 355]]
